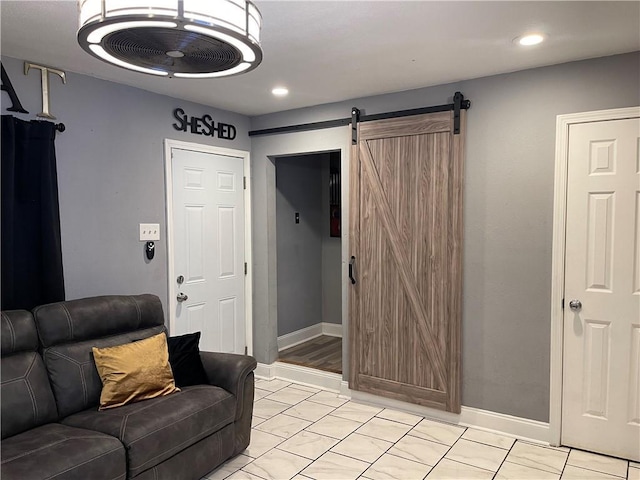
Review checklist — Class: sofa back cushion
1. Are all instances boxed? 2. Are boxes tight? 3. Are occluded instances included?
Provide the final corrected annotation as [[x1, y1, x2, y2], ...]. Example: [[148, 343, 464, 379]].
[[1, 310, 38, 354], [44, 326, 165, 417], [34, 294, 165, 348], [33, 294, 167, 418], [1, 311, 58, 439]]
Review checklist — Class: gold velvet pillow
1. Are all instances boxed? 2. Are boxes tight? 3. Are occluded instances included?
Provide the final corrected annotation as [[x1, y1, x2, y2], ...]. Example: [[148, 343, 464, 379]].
[[92, 332, 179, 410]]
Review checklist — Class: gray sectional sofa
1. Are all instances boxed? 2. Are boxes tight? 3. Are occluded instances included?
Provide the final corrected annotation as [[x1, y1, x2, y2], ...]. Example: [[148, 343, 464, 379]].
[[1, 294, 256, 480]]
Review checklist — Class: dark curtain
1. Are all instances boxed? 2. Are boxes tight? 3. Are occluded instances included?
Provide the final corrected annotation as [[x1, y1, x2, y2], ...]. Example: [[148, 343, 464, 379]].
[[1, 115, 65, 310]]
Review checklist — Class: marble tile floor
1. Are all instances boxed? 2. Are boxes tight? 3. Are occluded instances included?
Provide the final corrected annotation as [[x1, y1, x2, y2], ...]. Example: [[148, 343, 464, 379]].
[[202, 378, 639, 480]]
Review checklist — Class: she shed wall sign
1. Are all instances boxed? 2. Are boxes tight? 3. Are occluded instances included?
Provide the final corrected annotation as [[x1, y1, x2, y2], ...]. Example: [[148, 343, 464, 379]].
[[172, 107, 236, 140]]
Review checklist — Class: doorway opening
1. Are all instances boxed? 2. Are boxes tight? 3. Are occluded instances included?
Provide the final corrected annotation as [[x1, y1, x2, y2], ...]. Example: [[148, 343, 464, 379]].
[[274, 151, 343, 374]]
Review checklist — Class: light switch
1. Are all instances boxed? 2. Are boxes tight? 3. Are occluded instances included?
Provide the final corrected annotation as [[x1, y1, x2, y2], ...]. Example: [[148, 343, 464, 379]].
[[139, 223, 160, 241]]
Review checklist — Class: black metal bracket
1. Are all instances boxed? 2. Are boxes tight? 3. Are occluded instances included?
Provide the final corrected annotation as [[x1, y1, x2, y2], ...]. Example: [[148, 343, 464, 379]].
[[453, 91, 470, 135], [351, 107, 360, 145]]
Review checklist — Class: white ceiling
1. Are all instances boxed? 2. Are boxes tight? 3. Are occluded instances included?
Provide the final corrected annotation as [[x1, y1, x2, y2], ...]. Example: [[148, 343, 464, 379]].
[[1, 1, 638, 117]]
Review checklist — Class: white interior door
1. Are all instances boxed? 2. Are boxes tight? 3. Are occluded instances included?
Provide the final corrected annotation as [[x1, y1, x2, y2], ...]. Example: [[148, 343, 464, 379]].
[[562, 116, 640, 460], [170, 146, 246, 354]]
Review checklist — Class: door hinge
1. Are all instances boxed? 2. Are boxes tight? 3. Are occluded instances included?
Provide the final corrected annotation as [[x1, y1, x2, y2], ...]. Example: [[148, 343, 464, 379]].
[[244, 346, 248, 355], [244, 262, 247, 275], [243, 176, 247, 190], [561, 298, 565, 309]]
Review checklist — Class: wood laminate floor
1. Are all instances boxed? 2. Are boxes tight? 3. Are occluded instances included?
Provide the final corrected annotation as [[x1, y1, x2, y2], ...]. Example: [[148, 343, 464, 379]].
[[278, 335, 342, 374]]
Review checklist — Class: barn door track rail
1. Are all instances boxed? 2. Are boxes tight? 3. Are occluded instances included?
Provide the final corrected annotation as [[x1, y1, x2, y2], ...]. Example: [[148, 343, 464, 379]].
[[248, 92, 471, 142]]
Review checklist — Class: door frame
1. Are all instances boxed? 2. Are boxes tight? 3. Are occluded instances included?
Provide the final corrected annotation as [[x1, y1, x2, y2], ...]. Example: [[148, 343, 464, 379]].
[[255, 127, 351, 371], [164, 138, 253, 354], [549, 106, 640, 446]]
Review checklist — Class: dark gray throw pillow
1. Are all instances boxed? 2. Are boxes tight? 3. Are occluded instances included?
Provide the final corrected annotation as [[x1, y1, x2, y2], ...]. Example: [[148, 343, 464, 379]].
[[167, 332, 208, 387]]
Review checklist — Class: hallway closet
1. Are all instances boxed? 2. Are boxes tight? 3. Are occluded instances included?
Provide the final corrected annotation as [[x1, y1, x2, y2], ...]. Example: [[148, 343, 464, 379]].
[[275, 152, 343, 374]]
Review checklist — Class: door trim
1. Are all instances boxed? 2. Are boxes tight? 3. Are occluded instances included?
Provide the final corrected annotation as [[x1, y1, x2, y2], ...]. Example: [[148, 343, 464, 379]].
[[549, 106, 640, 446], [164, 138, 253, 355]]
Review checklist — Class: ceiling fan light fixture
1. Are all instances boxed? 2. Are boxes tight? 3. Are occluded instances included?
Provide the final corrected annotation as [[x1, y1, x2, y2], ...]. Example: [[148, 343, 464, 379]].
[[174, 62, 252, 78], [89, 44, 169, 75], [183, 24, 256, 63], [78, 0, 263, 78], [86, 21, 178, 44]]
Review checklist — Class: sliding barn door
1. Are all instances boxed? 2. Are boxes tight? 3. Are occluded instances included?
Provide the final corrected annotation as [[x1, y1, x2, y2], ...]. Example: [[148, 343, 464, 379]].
[[349, 111, 464, 413]]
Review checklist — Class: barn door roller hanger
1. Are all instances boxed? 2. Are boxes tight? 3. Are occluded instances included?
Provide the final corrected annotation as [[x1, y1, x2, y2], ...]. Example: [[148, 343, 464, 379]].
[[351, 92, 470, 143]]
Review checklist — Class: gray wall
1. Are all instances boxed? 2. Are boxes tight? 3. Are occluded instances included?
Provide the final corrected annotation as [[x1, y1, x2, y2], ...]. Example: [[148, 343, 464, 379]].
[[250, 52, 640, 423], [276, 155, 323, 336], [1, 56, 250, 318], [321, 156, 342, 326]]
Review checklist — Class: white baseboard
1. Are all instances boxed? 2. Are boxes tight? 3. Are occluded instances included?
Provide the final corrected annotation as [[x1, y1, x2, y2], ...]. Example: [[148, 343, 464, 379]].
[[459, 406, 550, 444], [255, 363, 549, 444], [277, 324, 323, 351], [255, 362, 343, 392], [347, 384, 549, 444], [322, 322, 342, 338], [277, 323, 343, 351], [254, 362, 275, 380]]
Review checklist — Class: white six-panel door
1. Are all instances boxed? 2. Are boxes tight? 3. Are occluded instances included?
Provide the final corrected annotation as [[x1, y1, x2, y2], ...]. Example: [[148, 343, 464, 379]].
[[562, 116, 640, 460], [170, 147, 246, 354]]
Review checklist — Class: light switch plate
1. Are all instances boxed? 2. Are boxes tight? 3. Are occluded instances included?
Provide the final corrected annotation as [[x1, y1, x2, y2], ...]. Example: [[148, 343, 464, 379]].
[[139, 223, 160, 241]]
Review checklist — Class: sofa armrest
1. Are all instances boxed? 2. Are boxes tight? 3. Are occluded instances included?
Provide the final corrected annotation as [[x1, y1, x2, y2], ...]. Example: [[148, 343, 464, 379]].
[[199, 352, 257, 420]]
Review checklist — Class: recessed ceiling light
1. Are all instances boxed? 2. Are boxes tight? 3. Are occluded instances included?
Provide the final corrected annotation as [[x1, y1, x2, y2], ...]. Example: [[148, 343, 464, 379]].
[[272, 87, 289, 97], [516, 33, 546, 46]]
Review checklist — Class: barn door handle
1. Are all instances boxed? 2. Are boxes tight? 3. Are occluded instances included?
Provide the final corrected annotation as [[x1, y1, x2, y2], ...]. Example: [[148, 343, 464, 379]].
[[349, 256, 356, 285]]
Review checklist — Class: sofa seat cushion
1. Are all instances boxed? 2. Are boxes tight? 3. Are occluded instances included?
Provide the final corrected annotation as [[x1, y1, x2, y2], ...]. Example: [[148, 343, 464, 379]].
[[1, 423, 125, 480], [61, 385, 235, 478]]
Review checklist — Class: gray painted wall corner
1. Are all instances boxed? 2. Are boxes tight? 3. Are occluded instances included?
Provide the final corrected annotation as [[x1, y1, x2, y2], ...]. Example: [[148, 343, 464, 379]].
[[1, 55, 250, 320]]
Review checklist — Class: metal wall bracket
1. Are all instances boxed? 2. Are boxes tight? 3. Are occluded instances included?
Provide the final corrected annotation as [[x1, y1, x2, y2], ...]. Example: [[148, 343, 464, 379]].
[[351, 107, 360, 144], [453, 91, 470, 135]]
